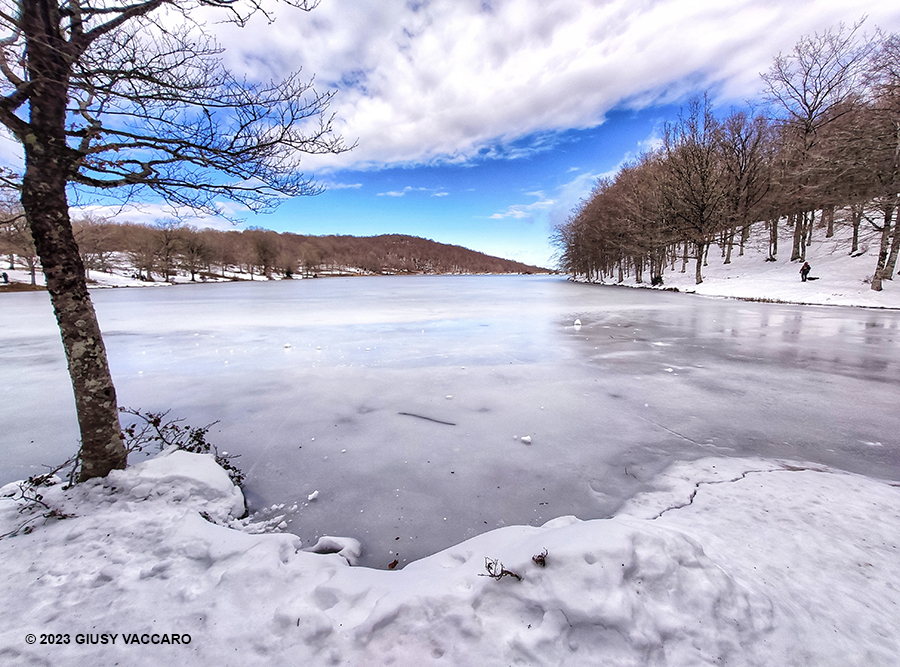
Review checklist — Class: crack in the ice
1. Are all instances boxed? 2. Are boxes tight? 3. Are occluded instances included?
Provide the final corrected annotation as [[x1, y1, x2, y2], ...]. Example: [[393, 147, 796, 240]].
[[398, 412, 456, 426], [636, 416, 705, 446], [649, 465, 826, 520]]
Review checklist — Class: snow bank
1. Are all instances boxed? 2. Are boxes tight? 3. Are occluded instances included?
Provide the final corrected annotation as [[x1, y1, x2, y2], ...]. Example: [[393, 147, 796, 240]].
[[1, 261, 358, 290], [1, 451, 898, 666], [583, 222, 900, 310]]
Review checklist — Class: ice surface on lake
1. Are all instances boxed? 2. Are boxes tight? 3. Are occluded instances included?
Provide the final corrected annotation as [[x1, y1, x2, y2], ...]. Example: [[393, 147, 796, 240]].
[[2, 275, 899, 568]]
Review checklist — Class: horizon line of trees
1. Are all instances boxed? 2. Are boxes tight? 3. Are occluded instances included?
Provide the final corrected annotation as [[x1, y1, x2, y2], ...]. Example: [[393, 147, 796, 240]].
[[554, 23, 900, 291], [0, 213, 546, 282]]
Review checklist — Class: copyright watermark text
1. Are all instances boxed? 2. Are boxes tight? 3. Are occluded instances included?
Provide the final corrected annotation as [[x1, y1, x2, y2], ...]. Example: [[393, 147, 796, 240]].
[[26, 632, 192, 646]]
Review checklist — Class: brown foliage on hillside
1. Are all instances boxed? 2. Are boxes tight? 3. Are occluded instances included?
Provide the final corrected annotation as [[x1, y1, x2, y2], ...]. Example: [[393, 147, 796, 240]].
[[62, 220, 547, 281]]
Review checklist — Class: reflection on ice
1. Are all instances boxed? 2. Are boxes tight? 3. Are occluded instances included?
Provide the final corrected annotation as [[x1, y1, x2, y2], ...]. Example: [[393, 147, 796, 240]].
[[2, 275, 899, 568]]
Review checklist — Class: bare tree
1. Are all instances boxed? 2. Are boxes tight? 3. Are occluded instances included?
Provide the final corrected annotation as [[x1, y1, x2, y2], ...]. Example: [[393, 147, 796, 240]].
[[552, 151, 678, 285], [247, 227, 279, 278], [297, 241, 323, 277], [211, 229, 241, 277], [73, 214, 118, 275], [0, 0, 349, 480], [718, 108, 772, 262], [661, 95, 728, 284], [180, 227, 210, 281], [866, 33, 900, 289], [125, 223, 160, 281], [762, 22, 877, 261], [152, 220, 184, 282], [0, 195, 37, 282], [614, 154, 673, 282]]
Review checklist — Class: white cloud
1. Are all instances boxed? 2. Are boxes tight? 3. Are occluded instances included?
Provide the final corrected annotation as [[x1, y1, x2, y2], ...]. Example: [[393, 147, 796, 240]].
[[71, 202, 244, 231], [490, 191, 556, 220], [211, 0, 900, 172], [377, 186, 448, 197], [322, 181, 363, 190]]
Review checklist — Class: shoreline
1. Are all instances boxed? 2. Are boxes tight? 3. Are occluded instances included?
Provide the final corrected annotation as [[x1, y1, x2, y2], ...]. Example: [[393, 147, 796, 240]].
[[0, 269, 554, 293], [571, 277, 900, 311]]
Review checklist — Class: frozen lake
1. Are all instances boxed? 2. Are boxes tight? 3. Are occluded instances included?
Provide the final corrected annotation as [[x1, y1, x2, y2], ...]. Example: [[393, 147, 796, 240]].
[[3, 274, 900, 568]]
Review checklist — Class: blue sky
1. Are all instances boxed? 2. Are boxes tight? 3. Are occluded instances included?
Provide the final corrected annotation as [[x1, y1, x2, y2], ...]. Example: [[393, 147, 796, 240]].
[[16, 0, 899, 268], [262, 106, 677, 267]]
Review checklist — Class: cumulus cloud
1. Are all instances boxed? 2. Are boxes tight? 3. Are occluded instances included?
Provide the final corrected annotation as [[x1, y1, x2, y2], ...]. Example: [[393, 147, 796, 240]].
[[211, 0, 900, 172]]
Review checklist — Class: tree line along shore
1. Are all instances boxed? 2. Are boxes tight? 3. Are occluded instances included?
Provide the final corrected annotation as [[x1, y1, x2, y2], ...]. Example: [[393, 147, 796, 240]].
[[554, 25, 900, 292], [1, 215, 548, 286]]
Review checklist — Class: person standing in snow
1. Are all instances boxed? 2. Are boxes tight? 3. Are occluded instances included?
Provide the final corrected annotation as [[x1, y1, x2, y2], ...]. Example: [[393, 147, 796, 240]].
[[800, 262, 811, 282]]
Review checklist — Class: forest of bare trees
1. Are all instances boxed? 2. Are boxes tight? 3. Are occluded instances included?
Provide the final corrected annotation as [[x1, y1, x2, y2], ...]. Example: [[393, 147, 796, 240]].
[[0, 215, 545, 282], [554, 24, 900, 291]]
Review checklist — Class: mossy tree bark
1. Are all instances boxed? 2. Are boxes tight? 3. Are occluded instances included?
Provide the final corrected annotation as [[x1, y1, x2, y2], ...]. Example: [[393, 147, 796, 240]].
[[20, 0, 127, 479]]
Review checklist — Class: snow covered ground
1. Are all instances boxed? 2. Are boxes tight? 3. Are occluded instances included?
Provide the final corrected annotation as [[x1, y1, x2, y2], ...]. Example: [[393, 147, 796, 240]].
[[578, 221, 900, 310], [1, 264, 275, 289], [2, 220, 899, 665], [1, 449, 897, 666], [1, 258, 429, 290]]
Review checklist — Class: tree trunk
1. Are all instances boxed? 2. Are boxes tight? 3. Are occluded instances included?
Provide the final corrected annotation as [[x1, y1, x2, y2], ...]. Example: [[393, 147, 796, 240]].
[[24, 181, 126, 480], [871, 205, 894, 292], [799, 212, 808, 262], [22, 0, 126, 481], [795, 211, 811, 262], [790, 213, 803, 261], [767, 218, 778, 259], [882, 194, 900, 281], [724, 227, 735, 264], [850, 204, 862, 254], [823, 205, 835, 238], [804, 210, 814, 249], [695, 241, 705, 284], [739, 223, 751, 256], [885, 213, 900, 281]]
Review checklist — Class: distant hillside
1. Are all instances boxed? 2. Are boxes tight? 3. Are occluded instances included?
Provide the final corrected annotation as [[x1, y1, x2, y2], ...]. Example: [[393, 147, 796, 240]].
[[1, 220, 549, 286], [280, 233, 548, 276]]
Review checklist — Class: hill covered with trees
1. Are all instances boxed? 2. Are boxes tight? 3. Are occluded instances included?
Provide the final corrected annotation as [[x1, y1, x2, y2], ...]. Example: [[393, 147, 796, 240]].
[[1, 213, 547, 284]]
